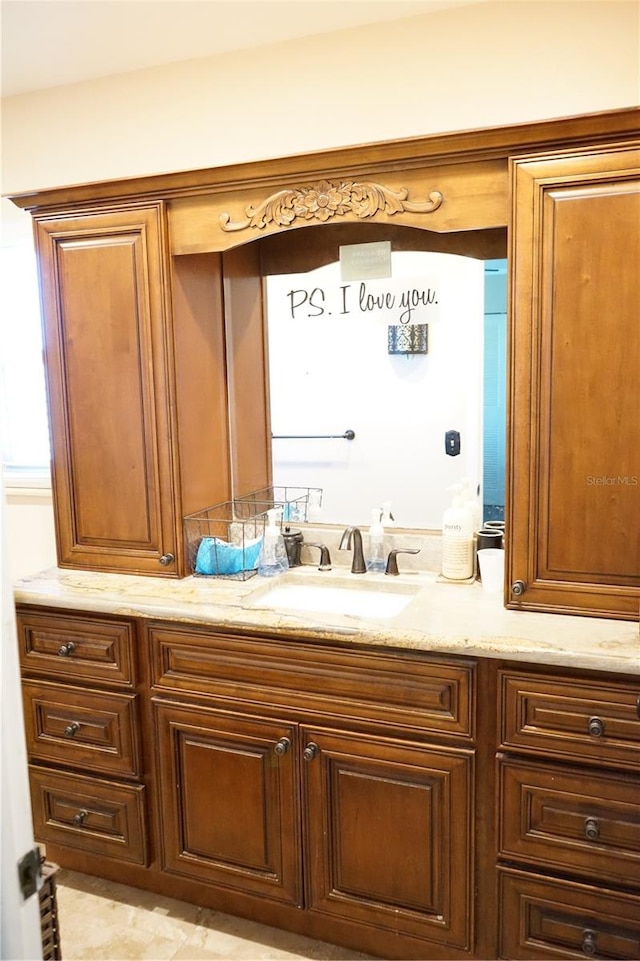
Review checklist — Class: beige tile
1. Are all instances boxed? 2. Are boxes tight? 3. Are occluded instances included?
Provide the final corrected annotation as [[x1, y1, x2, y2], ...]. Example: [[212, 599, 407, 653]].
[[56, 870, 376, 961]]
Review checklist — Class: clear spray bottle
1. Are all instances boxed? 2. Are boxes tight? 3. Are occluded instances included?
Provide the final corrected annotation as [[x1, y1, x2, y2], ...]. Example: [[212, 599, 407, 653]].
[[367, 508, 386, 573]]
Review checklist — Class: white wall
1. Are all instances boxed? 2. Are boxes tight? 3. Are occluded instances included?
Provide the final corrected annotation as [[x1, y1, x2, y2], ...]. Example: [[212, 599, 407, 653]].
[[2, 0, 638, 572], [2, 1, 638, 199]]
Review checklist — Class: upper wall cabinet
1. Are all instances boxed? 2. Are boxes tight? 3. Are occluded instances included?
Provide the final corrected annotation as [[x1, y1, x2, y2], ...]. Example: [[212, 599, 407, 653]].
[[35, 205, 231, 575], [507, 144, 640, 619]]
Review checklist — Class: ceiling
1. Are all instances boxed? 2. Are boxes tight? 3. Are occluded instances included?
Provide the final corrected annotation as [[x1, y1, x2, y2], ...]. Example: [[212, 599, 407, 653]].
[[1, 0, 484, 98]]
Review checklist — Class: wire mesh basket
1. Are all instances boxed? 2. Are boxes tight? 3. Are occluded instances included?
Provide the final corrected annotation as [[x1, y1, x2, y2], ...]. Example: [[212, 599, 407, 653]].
[[184, 500, 271, 580], [185, 488, 323, 580], [234, 486, 322, 523]]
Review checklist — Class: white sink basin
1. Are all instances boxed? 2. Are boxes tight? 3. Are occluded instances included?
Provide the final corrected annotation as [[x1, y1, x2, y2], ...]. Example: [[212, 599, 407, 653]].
[[244, 571, 427, 620]]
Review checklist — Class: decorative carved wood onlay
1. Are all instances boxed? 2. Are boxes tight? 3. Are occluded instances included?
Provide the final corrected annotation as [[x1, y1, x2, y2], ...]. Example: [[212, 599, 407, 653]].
[[219, 179, 444, 232]]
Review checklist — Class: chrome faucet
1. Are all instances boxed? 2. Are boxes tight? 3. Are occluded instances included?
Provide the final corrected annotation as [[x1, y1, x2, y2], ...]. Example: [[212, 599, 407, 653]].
[[339, 527, 367, 574]]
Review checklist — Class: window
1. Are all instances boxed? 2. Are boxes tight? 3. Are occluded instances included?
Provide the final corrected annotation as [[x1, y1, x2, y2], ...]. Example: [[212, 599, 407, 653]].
[[0, 244, 51, 487]]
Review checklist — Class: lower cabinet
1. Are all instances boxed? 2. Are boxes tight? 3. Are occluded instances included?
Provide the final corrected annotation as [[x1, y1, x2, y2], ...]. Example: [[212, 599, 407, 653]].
[[154, 700, 301, 905], [497, 669, 640, 959], [16, 607, 149, 869], [302, 726, 472, 950], [153, 698, 473, 950], [18, 607, 640, 960]]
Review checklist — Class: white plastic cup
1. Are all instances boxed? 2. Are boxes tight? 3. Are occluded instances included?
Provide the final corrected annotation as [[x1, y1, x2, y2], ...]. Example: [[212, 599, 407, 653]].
[[477, 548, 505, 593]]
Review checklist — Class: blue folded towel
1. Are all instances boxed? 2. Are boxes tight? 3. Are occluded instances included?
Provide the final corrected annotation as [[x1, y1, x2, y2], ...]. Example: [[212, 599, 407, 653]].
[[195, 536, 263, 575]]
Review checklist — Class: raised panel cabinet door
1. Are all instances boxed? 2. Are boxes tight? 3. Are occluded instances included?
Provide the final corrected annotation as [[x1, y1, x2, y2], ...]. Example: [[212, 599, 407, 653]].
[[35, 205, 179, 574], [153, 699, 301, 905], [507, 144, 640, 619], [302, 727, 473, 951]]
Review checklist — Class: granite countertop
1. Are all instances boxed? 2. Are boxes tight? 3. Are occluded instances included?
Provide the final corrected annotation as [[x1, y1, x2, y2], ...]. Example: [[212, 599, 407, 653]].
[[14, 565, 639, 675]]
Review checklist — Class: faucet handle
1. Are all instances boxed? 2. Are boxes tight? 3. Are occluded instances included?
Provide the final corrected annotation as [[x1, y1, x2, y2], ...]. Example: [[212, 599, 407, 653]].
[[306, 543, 332, 570], [385, 548, 420, 576]]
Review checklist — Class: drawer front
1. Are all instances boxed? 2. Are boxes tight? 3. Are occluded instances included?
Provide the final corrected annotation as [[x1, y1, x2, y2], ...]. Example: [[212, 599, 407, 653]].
[[29, 765, 148, 865], [23, 681, 141, 778], [499, 756, 640, 888], [500, 672, 640, 770], [498, 869, 640, 959], [16, 609, 135, 687], [146, 623, 475, 740]]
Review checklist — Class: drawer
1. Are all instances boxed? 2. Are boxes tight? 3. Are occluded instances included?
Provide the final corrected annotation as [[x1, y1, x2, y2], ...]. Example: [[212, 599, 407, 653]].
[[29, 765, 148, 866], [16, 608, 135, 687], [498, 868, 640, 959], [23, 681, 141, 778], [500, 671, 640, 770], [499, 756, 640, 888], [146, 623, 475, 740]]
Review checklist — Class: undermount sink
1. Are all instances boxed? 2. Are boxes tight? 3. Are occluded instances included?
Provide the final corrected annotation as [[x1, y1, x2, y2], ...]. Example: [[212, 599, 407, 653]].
[[243, 570, 430, 620]]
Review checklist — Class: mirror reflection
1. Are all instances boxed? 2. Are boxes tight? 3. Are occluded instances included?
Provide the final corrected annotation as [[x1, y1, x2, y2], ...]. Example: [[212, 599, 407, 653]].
[[262, 246, 506, 530]]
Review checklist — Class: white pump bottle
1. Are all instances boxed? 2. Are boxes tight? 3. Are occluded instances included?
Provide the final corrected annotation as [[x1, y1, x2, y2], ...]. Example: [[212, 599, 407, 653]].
[[441, 488, 474, 580]]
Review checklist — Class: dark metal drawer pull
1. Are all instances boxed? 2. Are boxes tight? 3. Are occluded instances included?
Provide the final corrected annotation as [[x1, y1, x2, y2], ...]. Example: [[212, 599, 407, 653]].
[[584, 817, 600, 841], [73, 809, 88, 826], [57, 642, 76, 657], [64, 722, 81, 738], [303, 742, 319, 762], [588, 716, 604, 738], [581, 929, 596, 956], [273, 737, 291, 757]]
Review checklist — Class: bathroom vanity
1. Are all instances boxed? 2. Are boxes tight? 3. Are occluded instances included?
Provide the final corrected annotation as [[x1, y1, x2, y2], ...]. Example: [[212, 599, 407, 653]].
[[14, 567, 640, 960], [9, 106, 640, 958]]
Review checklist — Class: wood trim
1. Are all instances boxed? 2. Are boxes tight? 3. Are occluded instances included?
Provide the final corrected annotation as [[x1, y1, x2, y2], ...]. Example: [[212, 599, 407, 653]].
[[7, 109, 640, 213]]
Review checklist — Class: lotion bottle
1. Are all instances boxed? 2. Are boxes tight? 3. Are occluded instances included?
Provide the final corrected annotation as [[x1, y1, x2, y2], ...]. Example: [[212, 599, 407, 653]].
[[257, 509, 289, 577], [441, 488, 474, 580], [367, 509, 386, 573]]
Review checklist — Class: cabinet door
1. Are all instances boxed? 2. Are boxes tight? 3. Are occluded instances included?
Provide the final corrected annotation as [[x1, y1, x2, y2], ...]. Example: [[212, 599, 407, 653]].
[[302, 727, 473, 951], [153, 699, 301, 905], [508, 144, 640, 619], [35, 206, 179, 575]]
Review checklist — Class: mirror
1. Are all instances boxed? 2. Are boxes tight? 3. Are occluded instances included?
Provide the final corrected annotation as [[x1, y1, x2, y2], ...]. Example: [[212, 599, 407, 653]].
[[233, 224, 507, 530]]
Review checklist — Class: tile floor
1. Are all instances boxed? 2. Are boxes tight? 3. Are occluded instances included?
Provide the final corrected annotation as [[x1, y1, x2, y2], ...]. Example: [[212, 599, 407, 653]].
[[54, 869, 377, 961]]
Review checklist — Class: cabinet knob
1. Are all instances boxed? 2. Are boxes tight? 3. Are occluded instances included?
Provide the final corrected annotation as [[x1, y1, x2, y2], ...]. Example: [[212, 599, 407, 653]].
[[159, 553, 175, 566], [64, 721, 80, 738], [303, 742, 319, 762], [274, 737, 291, 757], [511, 580, 526, 596], [588, 716, 605, 738], [73, 809, 88, 826], [584, 817, 600, 841], [581, 929, 596, 956], [57, 641, 76, 657]]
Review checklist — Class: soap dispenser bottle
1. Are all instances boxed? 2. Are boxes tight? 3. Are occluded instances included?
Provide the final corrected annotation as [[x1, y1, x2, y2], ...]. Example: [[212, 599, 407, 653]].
[[257, 509, 289, 577], [367, 509, 386, 573]]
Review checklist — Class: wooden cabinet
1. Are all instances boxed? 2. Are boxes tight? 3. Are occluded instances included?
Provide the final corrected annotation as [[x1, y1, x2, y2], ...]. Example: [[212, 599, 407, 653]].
[[16, 607, 149, 866], [154, 699, 301, 905], [12, 110, 638, 611], [497, 668, 640, 959], [302, 726, 472, 951], [148, 622, 476, 957], [34, 206, 230, 576], [507, 144, 640, 619]]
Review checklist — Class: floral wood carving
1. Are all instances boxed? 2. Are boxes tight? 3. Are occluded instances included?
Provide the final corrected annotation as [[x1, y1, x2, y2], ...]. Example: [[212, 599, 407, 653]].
[[219, 179, 443, 232]]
